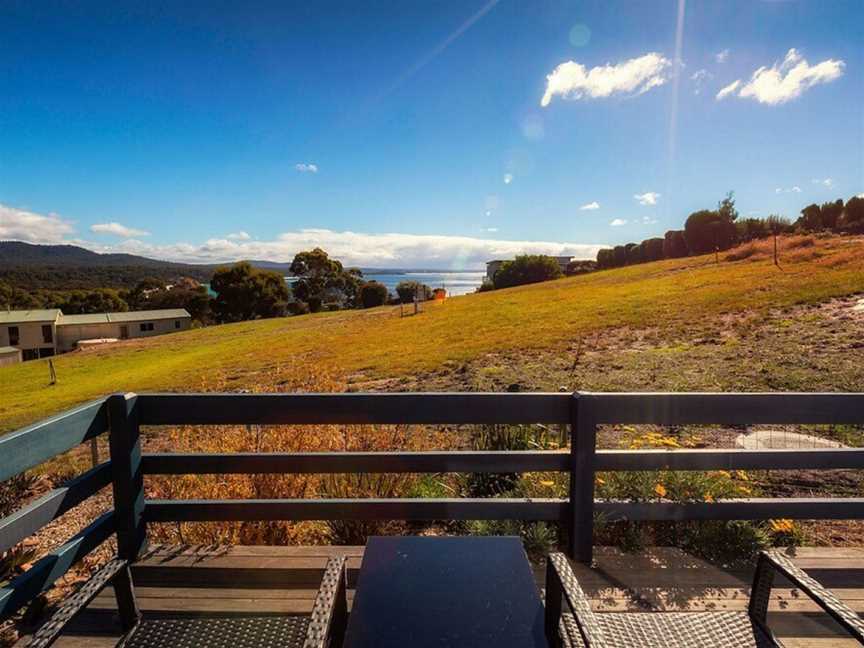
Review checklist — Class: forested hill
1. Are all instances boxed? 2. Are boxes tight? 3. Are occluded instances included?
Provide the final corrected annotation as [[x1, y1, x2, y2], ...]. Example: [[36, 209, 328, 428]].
[[0, 242, 294, 290]]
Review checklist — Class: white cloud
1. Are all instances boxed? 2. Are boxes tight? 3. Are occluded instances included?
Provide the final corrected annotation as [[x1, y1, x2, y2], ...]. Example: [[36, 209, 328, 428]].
[[858, 193, 864, 199], [540, 52, 671, 106], [503, 173, 513, 185], [642, 215, 658, 225], [716, 49, 844, 105], [227, 231, 251, 240], [90, 222, 150, 238], [0, 204, 75, 243], [715, 49, 730, 64], [609, 219, 627, 227], [2, 203, 606, 268], [811, 178, 833, 187], [579, 201, 600, 211], [634, 192, 660, 206], [690, 69, 712, 94], [483, 227, 499, 233], [716, 80, 740, 100], [775, 186, 802, 194], [295, 163, 318, 173]]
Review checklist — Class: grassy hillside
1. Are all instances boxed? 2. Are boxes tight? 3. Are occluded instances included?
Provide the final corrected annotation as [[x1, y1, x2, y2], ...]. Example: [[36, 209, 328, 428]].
[[1, 234, 863, 432]]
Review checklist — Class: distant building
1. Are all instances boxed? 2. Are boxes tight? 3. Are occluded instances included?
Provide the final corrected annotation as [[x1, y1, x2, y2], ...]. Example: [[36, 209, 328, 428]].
[[486, 256, 575, 280], [0, 308, 191, 362], [0, 346, 22, 367]]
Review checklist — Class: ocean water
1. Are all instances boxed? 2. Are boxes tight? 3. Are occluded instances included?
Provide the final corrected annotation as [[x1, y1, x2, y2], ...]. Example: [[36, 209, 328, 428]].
[[363, 271, 485, 296], [207, 271, 487, 298]]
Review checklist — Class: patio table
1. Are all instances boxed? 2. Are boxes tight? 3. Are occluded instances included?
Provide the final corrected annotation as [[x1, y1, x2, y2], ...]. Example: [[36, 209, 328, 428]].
[[343, 536, 549, 648]]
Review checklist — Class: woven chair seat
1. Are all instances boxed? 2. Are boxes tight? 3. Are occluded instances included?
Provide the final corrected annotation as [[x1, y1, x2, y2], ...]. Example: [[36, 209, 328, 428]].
[[121, 615, 311, 648], [561, 611, 775, 648]]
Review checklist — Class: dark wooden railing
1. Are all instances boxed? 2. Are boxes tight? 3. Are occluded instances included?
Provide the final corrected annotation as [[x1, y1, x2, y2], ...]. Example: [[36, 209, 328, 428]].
[[2, 391, 864, 623]]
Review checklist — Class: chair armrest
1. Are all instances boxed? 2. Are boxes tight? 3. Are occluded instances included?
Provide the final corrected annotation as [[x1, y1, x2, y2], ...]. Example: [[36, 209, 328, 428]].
[[304, 556, 348, 648], [749, 550, 864, 644], [545, 553, 607, 648], [27, 558, 132, 648]]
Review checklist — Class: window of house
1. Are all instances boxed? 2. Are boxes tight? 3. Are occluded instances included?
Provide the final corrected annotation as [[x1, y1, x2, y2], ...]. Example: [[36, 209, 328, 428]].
[[140, 322, 154, 332], [22, 348, 38, 361], [42, 325, 53, 344], [175, 320, 181, 329], [8, 326, 19, 346]]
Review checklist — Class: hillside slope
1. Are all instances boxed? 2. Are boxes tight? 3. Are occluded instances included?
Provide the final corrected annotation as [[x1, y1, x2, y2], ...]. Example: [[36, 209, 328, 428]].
[[1, 235, 862, 431]]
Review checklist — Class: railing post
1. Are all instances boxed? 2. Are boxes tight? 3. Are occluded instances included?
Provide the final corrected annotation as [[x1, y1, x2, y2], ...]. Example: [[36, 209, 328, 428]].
[[107, 393, 146, 560], [569, 392, 596, 564]]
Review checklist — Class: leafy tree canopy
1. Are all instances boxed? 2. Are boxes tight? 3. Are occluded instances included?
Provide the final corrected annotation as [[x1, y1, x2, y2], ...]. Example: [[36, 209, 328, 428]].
[[492, 255, 563, 289], [360, 281, 389, 308], [211, 261, 289, 323], [395, 280, 432, 303], [289, 248, 362, 312]]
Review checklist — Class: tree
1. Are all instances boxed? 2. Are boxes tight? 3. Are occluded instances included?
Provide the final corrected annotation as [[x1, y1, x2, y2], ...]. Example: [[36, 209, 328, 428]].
[[736, 218, 769, 242], [57, 289, 129, 314], [289, 248, 362, 312], [820, 199, 844, 230], [565, 260, 596, 275], [612, 246, 627, 268], [139, 286, 211, 323], [839, 196, 864, 232], [640, 238, 665, 262], [684, 209, 737, 255], [210, 262, 289, 323], [395, 280, 432, 304], [359, 281, 389, 308], [596, 248, 614, 269], [662, 230, 688, 258], [492, 255, 563, 289], [624, 243, 642, 265], [717, 191, 739, 223], [798, 203, 823, 231]]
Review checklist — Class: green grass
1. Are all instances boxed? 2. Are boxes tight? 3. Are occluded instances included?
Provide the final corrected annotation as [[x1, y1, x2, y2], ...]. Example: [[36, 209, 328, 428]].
[[1, 234, 862, 432]]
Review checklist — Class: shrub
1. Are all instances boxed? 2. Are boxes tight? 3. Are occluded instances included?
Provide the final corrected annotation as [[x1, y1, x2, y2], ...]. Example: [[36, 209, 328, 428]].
[[662, 230, 688, 258], [359, 281, 389, 308], [596, 248, 614, 269], [492, 255, 563, 289], [840, 195, 864, 231], [640, 237, 665, 262], [565, 260, 596, 275], [684, 210, 737, 254], [612, 245, 627, 267], [395, 280, 432, 303], [211, 261, 290, 322], [476, 279, 495, 292], [624, 243, 642, 265]]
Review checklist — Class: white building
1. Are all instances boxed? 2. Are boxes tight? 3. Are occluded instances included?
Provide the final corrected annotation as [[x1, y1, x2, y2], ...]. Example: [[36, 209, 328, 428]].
[[0, 308, 191, 361]]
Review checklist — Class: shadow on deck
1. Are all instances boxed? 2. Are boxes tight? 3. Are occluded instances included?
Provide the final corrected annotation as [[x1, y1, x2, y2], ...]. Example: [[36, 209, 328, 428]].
[[23, 545, 863, 648]]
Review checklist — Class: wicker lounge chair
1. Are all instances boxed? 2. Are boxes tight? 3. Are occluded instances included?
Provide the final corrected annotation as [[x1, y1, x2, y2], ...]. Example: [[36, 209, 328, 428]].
[[25, 555, 348, 648], [544, 550, 864, 647]]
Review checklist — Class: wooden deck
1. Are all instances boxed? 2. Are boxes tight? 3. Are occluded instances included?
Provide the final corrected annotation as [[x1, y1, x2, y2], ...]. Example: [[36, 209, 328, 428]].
[[17, 544, 861, 647]]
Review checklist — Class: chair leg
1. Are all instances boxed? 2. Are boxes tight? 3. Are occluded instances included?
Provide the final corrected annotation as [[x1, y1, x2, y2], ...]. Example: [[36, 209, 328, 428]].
[[545, 559, 563, 648], [748, 552, 774, 627], [111, 564, 140, 632]]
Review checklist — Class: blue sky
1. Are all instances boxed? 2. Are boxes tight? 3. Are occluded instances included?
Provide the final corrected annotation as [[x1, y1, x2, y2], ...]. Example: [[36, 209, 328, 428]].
[[1, 0, 861, 268]]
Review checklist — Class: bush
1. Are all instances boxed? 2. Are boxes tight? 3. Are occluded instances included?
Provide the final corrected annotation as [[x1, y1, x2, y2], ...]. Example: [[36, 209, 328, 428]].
[[684, 209, 737, 254], [476, 279, 495, 292], [596, 248, 614, 269], [565, 260, 596, 275], [492, 255, 563, 289], [395, 280, 432, 303], [662, 230, 688, 258], [640, 237, 665, 262], [359, 281, 389, 308], [840, 195, 864, 231], [624, 243, 643, 265], [612, 246, 627, 267]]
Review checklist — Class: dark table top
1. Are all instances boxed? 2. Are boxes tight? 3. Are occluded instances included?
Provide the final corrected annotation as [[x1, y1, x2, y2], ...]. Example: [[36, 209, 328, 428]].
[[343, 536, 548, 648]]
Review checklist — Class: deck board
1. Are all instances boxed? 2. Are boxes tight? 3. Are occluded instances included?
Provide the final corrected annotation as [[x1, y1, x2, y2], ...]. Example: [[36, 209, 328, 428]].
[[17, 544, 862, 648]]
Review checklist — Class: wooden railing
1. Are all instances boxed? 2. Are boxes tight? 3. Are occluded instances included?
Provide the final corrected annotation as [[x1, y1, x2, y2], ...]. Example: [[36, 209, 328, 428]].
[[2, 391, 864, 622]]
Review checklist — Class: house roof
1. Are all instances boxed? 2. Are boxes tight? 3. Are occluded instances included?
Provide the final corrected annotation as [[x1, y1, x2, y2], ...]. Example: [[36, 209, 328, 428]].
[[0, 346, 21, 355], [59, 309, 191, 326], [0, 309, 61, 324]]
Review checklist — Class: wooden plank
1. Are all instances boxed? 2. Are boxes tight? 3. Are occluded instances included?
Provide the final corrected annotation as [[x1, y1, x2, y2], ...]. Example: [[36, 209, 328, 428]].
[[0, 399, 108, 483], [144, 498, 567, 522], [135, 392, 572, 425], [0, 462, 112, 553], [597, 498, 864, 521], [141, 450, 570, 474], [0, 512, 114, 620], [570, 393, 596, 563], [587, 392, 864, 425], [597, 448, 864, 471], [108, 394, 146, 561]]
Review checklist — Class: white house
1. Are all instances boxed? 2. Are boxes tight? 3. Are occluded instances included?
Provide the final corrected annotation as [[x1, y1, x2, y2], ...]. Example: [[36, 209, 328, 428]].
[[0, 308, 192, 361]]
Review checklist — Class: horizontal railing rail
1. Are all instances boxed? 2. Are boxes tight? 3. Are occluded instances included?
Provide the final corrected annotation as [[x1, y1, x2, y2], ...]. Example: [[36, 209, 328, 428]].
[[1, 388, 862, 624]]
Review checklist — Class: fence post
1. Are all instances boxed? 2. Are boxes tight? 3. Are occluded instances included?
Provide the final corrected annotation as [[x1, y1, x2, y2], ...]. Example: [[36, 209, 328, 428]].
[[569, 392, 596, 563], [107, 393, 146, 560]]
